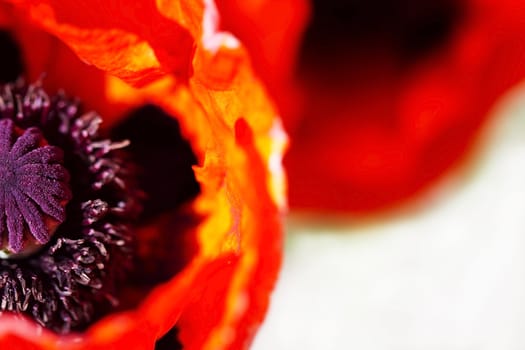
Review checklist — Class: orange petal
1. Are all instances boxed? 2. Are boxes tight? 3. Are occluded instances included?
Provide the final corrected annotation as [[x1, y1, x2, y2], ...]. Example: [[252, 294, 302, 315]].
[[11, 0, 195, 86]]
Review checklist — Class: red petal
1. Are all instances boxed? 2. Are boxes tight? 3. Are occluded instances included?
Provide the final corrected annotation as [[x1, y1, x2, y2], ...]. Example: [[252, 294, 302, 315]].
[[286, 0, 525, 212]]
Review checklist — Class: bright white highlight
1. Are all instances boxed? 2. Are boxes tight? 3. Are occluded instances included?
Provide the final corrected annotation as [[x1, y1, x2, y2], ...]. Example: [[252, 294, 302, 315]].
[[202, 0, 240, 53], [268, 118, 289, 210]]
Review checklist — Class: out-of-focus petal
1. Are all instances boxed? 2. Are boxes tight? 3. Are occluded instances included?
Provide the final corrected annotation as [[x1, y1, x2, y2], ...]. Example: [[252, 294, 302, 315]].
[[286, 0, 525, 213], [2, 0, 286, 349]]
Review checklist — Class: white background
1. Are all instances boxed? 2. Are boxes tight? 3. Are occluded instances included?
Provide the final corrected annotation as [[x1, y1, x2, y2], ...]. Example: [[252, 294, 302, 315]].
[[252, 82, 525, 349]]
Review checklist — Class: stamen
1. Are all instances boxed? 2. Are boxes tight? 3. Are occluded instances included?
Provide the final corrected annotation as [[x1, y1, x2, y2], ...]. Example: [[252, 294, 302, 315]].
[[0, 80, 141, 333]]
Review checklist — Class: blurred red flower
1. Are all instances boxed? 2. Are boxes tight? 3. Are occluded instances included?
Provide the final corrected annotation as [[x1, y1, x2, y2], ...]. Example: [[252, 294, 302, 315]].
[[281, 0, 525, 213], [0, 0, 288, 349]]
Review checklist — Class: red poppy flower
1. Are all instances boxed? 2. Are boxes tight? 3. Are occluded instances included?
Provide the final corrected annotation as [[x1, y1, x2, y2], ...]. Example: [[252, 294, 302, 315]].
[[283, 0, 525, 213], [0, 1, 287, 349]]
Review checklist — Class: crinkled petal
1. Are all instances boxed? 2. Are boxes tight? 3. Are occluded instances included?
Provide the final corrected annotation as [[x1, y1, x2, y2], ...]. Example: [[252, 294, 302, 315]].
[[12, 0, 195, 85], [0, 2, 139, 125]]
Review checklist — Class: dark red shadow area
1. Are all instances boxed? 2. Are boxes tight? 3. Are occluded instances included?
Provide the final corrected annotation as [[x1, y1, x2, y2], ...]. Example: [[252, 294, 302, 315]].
[[285, 0, 525, 213]]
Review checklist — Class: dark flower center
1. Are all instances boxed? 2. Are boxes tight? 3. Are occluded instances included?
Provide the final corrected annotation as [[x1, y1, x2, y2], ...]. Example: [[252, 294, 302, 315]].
[[0, 79, 141, 334]]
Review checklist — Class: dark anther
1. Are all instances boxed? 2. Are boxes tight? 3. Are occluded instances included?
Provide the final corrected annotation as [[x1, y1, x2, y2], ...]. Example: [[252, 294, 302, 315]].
[[0, 80, 141, 333]]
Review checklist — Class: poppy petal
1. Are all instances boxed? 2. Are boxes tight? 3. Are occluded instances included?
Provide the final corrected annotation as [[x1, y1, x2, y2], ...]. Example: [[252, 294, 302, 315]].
[[286, 0, 525, 212]]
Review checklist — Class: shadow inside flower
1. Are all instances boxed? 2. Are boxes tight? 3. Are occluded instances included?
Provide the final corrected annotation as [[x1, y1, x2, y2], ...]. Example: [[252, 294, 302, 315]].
[[111, 105, 202, 306]]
